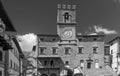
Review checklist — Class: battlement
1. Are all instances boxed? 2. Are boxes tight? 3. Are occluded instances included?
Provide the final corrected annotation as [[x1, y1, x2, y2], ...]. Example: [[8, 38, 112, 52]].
[[57, 4, 76, 10]]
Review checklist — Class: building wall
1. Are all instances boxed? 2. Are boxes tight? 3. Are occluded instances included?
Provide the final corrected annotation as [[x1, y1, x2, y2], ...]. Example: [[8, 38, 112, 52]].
[[0, 47, 4, 76], [109, 39, 120, 74], [37, 35, 105, 76], [8, 40, 20, 76], [110, 42, 118, 71], [0, 67, 4, 76], [36, 4, 110, 76]]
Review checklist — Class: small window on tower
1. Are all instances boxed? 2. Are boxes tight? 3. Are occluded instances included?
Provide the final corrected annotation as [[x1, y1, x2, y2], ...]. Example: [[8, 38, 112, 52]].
[[93, 47, 98, 54], [63, 12, 71, 23], [65, 48, 70, 54], [78, 47, 84, 54]]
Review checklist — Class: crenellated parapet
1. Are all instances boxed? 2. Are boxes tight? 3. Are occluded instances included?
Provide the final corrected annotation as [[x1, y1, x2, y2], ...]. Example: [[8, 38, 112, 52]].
[[57, 4, 76, 10]]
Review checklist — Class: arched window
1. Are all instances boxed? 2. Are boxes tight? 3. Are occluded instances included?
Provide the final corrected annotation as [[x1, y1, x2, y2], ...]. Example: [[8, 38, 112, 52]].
[[0, 51, 3, 61], [80, 60, 84, 69], [50, 60, 54, 67], [95, 59, 99, 68], [44, 60, 47, 66]]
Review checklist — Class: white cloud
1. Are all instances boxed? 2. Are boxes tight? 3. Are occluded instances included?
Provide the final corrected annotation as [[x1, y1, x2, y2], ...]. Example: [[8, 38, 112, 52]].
[[94, 25, 118, 35], [112, 0, 120, 3], [17, 33, 37, 52]]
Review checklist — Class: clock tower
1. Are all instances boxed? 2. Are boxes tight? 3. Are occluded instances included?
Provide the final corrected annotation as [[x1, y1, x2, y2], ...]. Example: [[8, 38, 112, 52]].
[[57, 4, 76, 40]]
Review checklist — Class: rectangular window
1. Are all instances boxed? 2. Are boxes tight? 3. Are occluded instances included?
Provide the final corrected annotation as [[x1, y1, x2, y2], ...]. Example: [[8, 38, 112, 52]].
[[80, 60, 84, 69], [95, 63, 99, 68], [95, 59, 99, 68], [111, 50, 113, 54], [78, 47, 84, 54], [93, 47, 98, 54], [10, 60, 12, 68], [0, 51, 3, 61], [39, 47, 46, 54], [87, 62, 91, 69], [104, 49, 110, 55], [104, 46, 110, 55], [65, 48, 70, 54], [52, 47, 57, 54], [44, 60, 47, 66], [14, 63, 15, 69], [118, 62, 120, 65]]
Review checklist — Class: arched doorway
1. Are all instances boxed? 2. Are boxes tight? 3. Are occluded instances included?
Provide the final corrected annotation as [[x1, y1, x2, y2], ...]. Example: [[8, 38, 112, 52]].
[[41, 74, 48, 76], [50, 73, 57, 76]]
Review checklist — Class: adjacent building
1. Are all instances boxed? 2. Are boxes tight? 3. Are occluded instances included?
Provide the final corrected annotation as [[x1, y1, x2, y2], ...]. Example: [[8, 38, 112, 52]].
[[0, 35, 10, 76], [108, 37, 120, 75], [36, 4, 116, 76], [9, 37, 25, 76], [0, 1, 25, 76]]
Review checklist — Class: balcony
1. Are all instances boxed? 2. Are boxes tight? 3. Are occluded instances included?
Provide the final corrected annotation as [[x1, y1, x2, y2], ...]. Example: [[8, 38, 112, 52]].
[[37, 57, 64, 69]]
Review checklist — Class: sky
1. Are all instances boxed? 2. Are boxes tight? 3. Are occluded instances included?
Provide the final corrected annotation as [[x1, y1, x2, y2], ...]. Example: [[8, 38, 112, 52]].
[[1, 0, 120, 51], [17, 33, 37, 52]]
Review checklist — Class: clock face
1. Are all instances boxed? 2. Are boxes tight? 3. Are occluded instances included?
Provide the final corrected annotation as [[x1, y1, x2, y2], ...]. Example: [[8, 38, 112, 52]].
[[62, 29, 73, 38]]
